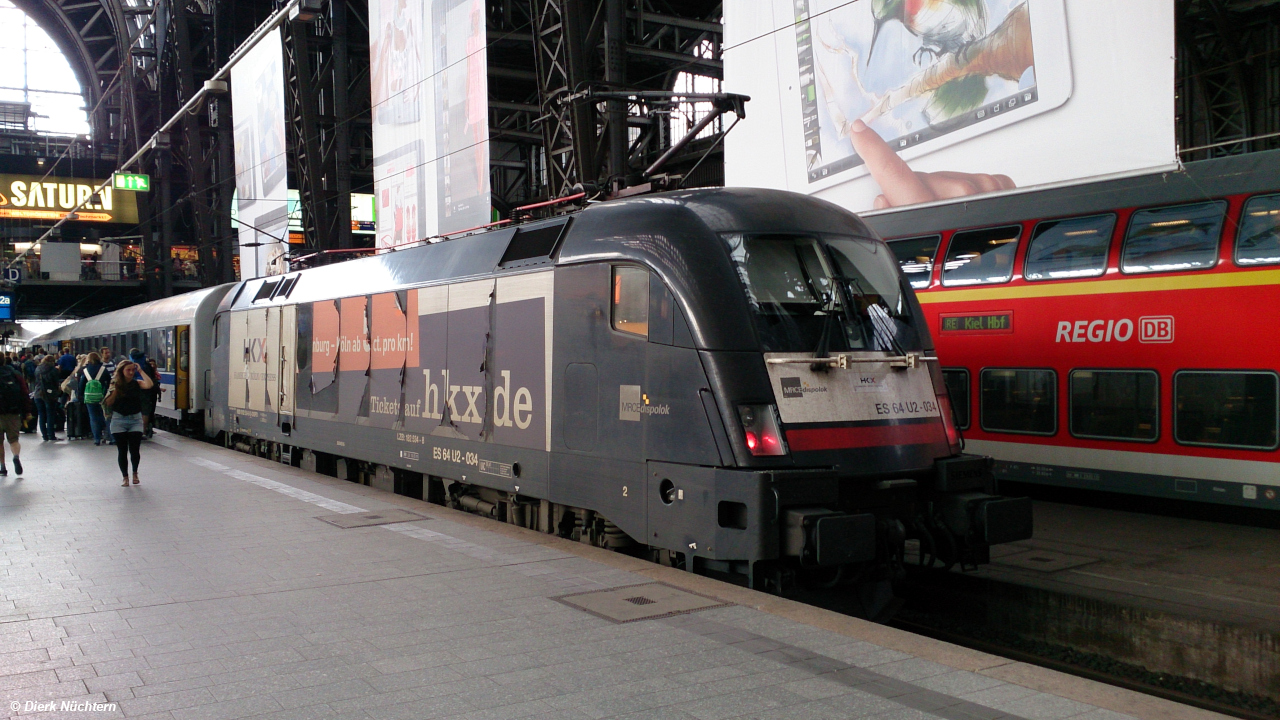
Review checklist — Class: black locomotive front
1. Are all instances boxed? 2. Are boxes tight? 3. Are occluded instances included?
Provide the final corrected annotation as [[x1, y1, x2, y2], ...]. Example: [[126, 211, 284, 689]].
[[556, 188, 1032, 601]]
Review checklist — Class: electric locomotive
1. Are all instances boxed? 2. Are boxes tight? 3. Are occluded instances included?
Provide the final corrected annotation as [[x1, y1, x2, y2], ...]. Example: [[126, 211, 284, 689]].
[[41, 188, 1035, 603], [867, 149, 1280, 512]]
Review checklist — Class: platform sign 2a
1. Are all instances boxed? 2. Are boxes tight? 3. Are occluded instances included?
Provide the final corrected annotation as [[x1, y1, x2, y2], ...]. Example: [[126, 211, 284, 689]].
[[112, 173, 151, 192], [0, 293, 14, 321]]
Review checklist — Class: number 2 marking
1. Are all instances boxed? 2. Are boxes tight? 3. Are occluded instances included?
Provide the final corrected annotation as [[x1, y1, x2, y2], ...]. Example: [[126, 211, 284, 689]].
[[622, 486, 628, 497]]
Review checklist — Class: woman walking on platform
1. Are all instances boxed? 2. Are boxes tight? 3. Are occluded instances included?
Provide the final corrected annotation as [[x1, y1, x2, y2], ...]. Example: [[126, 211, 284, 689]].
[[103, 360, 153, 486]]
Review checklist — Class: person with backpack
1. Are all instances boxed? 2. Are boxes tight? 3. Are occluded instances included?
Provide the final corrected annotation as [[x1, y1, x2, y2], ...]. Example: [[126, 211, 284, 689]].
[[61, 355, 87, 440], [80, 352, 109, 445], [33, 355, 63, 442], [104, 360, 153, 486], [0, 354, 29, 476]]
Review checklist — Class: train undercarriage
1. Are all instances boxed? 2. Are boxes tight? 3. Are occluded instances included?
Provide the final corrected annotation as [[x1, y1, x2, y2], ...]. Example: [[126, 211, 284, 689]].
[[213, 430, 1031, 620]]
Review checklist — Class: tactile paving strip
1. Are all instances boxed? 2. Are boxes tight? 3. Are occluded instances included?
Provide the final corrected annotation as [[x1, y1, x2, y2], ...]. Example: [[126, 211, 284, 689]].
[[554, 582, 730, 623], [314, 508, 429, 528]]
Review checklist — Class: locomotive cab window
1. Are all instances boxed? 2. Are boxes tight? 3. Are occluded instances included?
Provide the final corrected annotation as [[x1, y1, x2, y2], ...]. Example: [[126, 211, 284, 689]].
[[942, 368, 970, 429], [1122, 201, 1226, 273], [724, 233, 922, 354], [1070, 370, 1158, 442], [888, 235, 940, 289], [1236, 194, 1280, 266], [612, 266, 649, 338], [941, 226, 1020, 286], [1025, 214, 1116, 281], [1175, 371, 1279, 450], [981, 368, 1056, 435]]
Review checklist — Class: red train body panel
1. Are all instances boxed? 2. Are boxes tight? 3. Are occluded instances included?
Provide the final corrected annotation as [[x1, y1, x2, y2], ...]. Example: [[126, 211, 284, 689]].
[[864, 150, 1280, 509]]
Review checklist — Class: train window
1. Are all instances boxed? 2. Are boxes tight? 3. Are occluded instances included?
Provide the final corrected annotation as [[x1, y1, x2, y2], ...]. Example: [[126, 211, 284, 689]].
[[888, 235, 940, 289], [1174, 371, 1279, 450], [1070, 370, 1158, 442], [1121, 201, 1226, 274], [980, 369, 1056, 435], [941, 226, 1020, 286], [942, 368, 970, 429], [499, 221, 568, 267], [1236, 194, 1280, 266], [1025, 214, 1116, 281], [612, 266, 649, 338], [725, 233, 921, 354]]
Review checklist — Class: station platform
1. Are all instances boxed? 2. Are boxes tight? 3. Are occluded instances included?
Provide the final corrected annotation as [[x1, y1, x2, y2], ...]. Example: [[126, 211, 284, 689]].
[[906, 497, 1280, 705], [0, 433, 1228, 720]]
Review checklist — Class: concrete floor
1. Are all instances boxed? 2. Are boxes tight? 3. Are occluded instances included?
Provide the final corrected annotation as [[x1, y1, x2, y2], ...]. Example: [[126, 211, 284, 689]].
[[0, 432, 1228, 720], [976, 500, 1280, 629]]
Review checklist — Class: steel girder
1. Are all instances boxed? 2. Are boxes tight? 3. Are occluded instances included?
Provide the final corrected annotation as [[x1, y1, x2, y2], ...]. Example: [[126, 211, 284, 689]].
[[282, 0, 372, 253], [1177, 0, 1280, 159], [13, 0, 157, 158], [525, 0, 724, 198]]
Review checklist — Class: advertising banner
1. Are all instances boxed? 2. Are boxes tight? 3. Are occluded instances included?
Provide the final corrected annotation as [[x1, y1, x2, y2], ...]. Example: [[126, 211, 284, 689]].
[[724, 0, 1177, 213], [0, 175, 138, 223], [231, 29, 289, 279], [369, 0, 490, 251]]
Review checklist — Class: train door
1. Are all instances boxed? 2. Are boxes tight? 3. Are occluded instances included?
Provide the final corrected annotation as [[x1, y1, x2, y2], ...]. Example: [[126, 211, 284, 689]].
[[272, 305, 296, 432], [226, 311, 249, 410], [550, 262, 648, 541], [154, 328, 178, 413], [175, 325, 190, 411], [244, 309, 268, 411]]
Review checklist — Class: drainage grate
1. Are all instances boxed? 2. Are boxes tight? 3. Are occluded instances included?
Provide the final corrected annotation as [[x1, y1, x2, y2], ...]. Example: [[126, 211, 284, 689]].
[[314, 508, 429, 529], [555, 583, 729, 623]]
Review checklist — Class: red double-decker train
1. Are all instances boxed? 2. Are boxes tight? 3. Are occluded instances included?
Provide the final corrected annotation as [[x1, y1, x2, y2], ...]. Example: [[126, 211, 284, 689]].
[[864, 150, 1280, 511]]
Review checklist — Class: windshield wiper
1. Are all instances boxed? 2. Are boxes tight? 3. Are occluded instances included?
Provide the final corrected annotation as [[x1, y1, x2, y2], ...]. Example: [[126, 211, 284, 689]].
[[830, 267, 907, 357]]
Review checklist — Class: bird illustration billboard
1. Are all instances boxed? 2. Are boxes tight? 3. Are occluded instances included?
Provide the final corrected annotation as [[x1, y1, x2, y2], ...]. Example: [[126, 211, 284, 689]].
[[725, 0, 1176, 213]]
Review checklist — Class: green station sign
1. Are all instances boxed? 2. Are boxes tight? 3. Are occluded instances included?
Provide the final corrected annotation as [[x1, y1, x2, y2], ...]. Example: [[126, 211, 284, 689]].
[[111, 172, 151, 192]]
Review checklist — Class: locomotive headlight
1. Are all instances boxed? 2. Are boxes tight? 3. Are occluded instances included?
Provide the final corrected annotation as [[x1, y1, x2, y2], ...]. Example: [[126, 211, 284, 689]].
[[738, 404, 788, 457]]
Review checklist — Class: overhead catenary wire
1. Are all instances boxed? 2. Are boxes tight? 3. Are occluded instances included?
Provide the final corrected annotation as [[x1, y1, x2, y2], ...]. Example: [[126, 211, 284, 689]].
[[20, 1, 772, 273]]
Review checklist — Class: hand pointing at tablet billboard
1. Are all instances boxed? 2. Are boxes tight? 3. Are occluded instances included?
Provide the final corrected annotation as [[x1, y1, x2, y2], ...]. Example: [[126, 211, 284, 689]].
[[724, 0, 1176, 213]]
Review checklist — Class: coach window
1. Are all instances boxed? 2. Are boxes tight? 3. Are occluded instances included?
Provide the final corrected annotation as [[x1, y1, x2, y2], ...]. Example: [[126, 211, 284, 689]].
[[981, 369, 1056, 435], [1121, 201, 1226, 273], [1025, 215, 1116, 281], [888, 235, 940, 289], [942, 368, 970, 429], [612, 266, 649, 338], [941, 226, 1020, 287], [1070, 370, 1158, 442], [1175, 371, 1279, 450], [1236, 194, 1280, 266]]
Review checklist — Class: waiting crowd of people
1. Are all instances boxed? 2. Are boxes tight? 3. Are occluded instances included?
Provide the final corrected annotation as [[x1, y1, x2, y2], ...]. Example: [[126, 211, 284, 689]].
[[5, 345, 163, 486]]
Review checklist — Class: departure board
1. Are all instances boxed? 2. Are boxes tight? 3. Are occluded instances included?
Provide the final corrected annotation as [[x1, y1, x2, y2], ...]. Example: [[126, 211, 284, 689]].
[[939, 312, 1014, 334]]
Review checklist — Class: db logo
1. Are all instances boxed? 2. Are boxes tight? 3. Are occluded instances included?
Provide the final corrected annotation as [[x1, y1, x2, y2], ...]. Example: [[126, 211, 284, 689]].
[[1139, 316, 1174, 344]]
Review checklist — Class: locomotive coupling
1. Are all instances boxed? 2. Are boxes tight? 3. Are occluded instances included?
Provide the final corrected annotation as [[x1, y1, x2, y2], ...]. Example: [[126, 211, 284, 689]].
[[934, 493, 1033, 547], [782, 509, 877, 567]]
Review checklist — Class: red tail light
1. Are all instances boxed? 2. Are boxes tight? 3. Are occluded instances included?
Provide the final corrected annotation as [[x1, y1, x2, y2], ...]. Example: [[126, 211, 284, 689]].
[[926, 360, 964, 456], [937, 391, 963, 456], [739, 404, 788, 457]]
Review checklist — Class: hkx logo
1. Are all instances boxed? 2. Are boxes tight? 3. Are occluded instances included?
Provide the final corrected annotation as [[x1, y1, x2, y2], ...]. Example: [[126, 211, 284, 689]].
[[1139, 316, 1174, 344]]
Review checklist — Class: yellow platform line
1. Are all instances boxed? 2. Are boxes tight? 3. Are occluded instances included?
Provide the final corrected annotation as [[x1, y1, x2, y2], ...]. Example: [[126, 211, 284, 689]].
[[915, 268, 1280, 304]]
